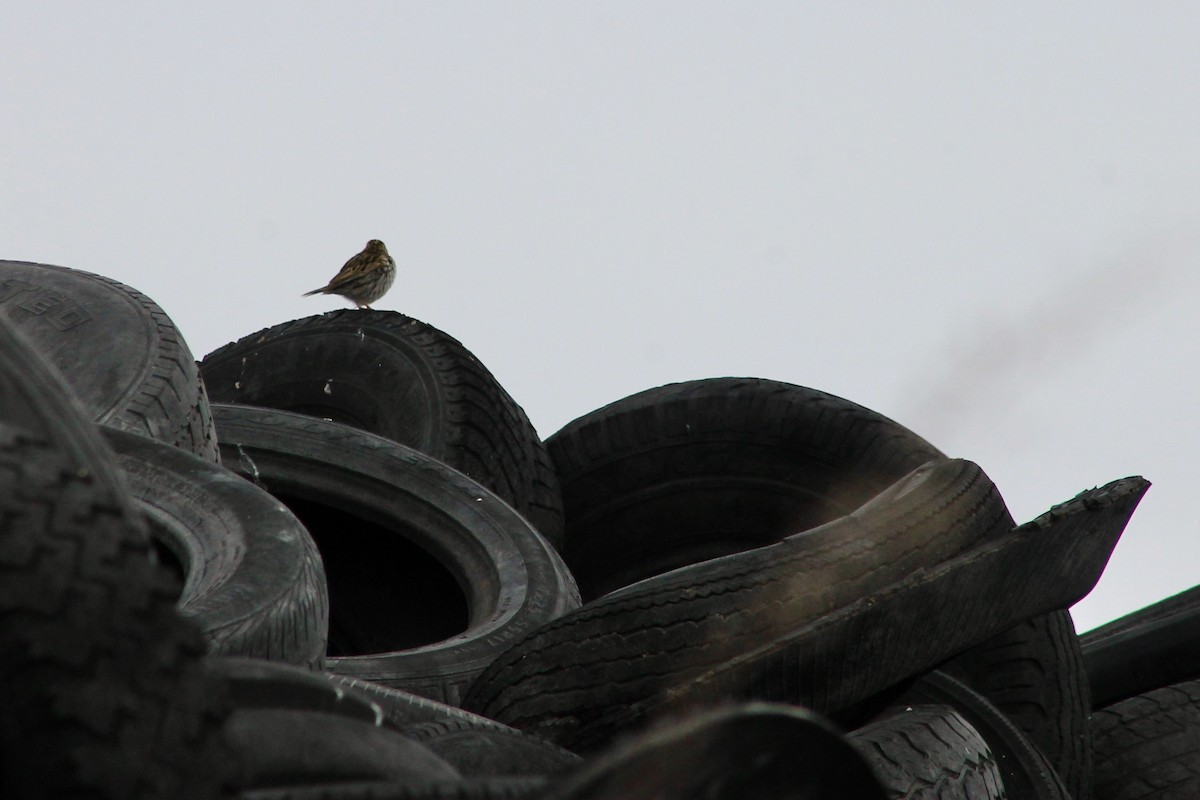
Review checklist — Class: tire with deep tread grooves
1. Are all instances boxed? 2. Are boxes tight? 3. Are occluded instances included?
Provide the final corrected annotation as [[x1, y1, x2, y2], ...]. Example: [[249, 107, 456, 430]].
[[103, 427, 329, 667], [463, 458, 1016, 746], [0, 260, 219, 461], [941, 610, 1091, 800], [847, 705, 1004, 800], [545, 377, 945, 600], [900, 670, 1072, 799], [547, 475, 1147, 752], [0, 315, 234, 799], [1092, 679, 1200, 800], [199, 310, 563, 548], [212, 403, 580, 704]]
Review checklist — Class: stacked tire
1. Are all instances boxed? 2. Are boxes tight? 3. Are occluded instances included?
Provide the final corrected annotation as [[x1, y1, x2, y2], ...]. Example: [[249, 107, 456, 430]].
[[0, 260, 1162, 799]]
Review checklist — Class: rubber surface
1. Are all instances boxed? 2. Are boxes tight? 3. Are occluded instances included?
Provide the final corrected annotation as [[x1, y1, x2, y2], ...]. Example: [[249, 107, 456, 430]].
[[212, 404, 579, 704], [1082, 584, 1200, 708], [1092, 679, 1200, 800], [0, 260, 219, 461], [463, 458, 1013, 744], [541, 703, 887, 800], [227, 709, 460, 790], [199, 310, 563, 547], [0, 315, 234, 799], [104, 426, 329, 667], [901, 670, 1072, 799], [943, 611, 1091, 800], [240, 777, 548, 799], [848, 705, 1004, 799], [546, 377, 945, 599], [559, 474, 1147, 752]]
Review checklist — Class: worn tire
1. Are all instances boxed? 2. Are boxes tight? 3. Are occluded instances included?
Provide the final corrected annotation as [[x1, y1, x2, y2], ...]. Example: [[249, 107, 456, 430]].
[[941, 610, 1091, 799], [1092, 679, 1200, 800], [211, 657, 388, 725], [212, 404, 579, 704], [239, 777, 548, 799], [0, 316, 234, 799], [212, 657, 580, 779], [541, 703, 887, 800], [463, 458, 1015, 745], [557, 475, 1146, 752], [0, 260, 218, 460], [1082, 584, 1200, 708], [103, 427, 329, 667], [199, 311, 563, 547], [901, 670, 1072, 799], [848, 705, 1004, 799], [226, 709, 460, 791], [545, 377, 945, 600]]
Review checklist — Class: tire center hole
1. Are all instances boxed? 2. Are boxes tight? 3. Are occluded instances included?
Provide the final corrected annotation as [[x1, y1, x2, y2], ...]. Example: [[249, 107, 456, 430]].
[[274, 493, 470, 656]]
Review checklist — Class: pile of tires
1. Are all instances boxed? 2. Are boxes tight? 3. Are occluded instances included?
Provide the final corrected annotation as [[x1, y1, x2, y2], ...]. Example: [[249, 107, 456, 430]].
[[0, 260, 1172, 799]]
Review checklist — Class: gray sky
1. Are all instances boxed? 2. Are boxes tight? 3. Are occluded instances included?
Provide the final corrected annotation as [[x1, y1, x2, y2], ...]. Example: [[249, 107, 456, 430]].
[[4, 4, 1198, 633]]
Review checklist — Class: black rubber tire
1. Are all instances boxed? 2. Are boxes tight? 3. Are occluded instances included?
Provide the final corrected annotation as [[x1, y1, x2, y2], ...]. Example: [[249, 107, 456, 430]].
[[400, 718, 581, 779], [103, 427, 329, 667], [847, 705, 1004, 800], [210, 657, 388, 725], [462, 457, 1015, 745], [545, 377, 945, 600], [199, 310, 563, 548], [1082, 584, 1200, 708], [0, 260, 219, 461], [0, 316, 234, 799], [540, 703, 888, 800], [900, 670, 1072, 799], [559, 474, 1148, 753], [212, 657, 581, 778], [226, 709, 460, 790], [240, 777, 548, 799], [211, 404, 580, 704], [941, 610, 1092, 800], [1092, 679, 1200, 800]]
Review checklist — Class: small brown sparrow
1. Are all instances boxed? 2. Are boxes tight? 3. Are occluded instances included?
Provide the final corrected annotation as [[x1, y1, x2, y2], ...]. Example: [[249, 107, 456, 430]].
[[303, 239, 396, 309]]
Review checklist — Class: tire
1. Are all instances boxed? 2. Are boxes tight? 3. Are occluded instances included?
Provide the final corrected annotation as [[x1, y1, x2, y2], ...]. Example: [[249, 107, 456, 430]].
[[540, 703, 888, 800], [103, 427, 329, 667], [847, 705, 1004, 800], [240, 777, 549, 799], [211, 659, 579, 778], [0, 260, 219, 461], [211, 403, 580, 704], [226, 709, 460, 790], [1081, 584, 1200, 708], [0, 316, 234, 799], [199, 310, 563, 548], [554, 474, 1148, 753], [900, 670, 1072, 799], [211, 657, 387, 725], [1092, 679, 1200, 800], [941, 611, 1091, 800], [400, 719, 581, 779], [545, 377, 945, 600], [463, 458, 1015, 745]]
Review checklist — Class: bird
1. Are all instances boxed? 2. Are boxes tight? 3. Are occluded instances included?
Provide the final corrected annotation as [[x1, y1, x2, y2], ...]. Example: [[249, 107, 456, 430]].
[[303, 239, 396, 309]]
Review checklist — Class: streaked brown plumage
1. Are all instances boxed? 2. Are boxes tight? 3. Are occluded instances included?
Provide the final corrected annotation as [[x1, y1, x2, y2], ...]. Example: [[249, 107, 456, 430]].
[[303, 239, 396, 309]]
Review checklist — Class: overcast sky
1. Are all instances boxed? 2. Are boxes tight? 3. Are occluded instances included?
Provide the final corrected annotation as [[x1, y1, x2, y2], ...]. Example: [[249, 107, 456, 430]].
[[3, 4, 1197, 633]]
